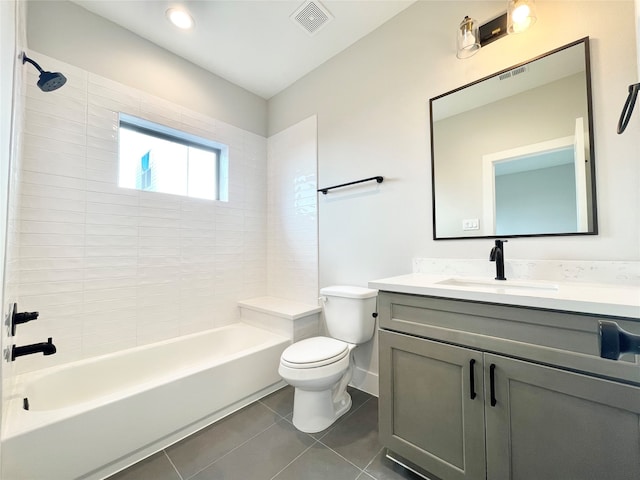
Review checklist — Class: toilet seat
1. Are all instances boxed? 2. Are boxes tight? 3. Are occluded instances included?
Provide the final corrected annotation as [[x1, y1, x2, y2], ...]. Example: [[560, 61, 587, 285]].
[[281, 337, 349, 369]]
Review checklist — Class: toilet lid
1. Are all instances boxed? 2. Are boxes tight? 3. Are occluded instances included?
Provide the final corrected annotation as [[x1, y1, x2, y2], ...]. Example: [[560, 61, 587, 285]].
[[281, 337, 349, 369]]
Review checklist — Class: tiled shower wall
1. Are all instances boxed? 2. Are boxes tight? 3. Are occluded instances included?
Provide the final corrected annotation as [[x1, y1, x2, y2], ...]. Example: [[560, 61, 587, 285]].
[[7, 52, 270, 374], [267, 116, 318, 306]]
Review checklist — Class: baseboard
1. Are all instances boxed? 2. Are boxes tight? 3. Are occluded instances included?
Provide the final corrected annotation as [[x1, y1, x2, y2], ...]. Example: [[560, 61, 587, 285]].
[[350, 366, 378, 397]]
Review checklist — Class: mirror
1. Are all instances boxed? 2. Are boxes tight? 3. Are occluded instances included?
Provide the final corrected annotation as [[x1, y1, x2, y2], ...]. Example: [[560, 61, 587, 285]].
[[430, 38, 597, 240]]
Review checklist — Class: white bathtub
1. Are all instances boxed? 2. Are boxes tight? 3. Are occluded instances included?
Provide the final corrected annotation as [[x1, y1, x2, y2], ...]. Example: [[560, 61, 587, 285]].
[[2, 323, 290, 480]]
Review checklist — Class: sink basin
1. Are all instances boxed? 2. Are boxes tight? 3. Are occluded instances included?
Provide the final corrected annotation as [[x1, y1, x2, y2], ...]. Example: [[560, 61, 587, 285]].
[[436, 277, 559, 292]]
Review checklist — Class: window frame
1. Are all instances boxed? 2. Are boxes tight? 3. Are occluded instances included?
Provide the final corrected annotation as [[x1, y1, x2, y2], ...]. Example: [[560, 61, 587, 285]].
[[118, 113, 228, 201]]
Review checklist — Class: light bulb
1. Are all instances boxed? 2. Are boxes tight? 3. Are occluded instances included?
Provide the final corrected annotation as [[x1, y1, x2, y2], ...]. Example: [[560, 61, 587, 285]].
[[461, 32, 477, 50], [512, 4, 530, 24], [166, 8, 194, 30], [508, 0, 536, 34]]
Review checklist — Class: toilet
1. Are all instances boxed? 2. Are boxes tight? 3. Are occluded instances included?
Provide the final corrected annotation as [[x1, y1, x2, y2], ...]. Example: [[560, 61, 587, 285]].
[[278, 285, 378, 433]]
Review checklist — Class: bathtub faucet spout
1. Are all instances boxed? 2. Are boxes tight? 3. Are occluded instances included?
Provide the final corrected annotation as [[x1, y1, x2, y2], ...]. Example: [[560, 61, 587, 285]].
[[11, 337, 56, 361]]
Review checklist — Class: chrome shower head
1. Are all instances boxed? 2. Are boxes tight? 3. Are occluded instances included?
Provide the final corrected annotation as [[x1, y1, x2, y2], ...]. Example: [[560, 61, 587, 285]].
[[22, 53, 67, 92]]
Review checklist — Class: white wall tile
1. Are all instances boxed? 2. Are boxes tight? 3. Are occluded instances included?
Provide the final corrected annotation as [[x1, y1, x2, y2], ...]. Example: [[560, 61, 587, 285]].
[[6, 53, 270, 376], [20, 233, 85, 246], [266, 116, 318, 306], [22, 153, 85, 178]]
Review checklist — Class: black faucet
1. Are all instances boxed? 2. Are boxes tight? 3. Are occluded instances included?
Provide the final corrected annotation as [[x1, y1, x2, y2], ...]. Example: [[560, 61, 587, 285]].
[[11, 303, 39, 336], [489, 239, 508, 281], [11, 337, 56, 361]]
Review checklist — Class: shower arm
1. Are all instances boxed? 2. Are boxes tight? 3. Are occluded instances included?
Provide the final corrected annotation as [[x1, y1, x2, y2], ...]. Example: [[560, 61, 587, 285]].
[[22, 54, 45, 74]]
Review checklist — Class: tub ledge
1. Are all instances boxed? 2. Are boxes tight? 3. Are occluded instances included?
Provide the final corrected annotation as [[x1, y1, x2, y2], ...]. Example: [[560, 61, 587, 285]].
[[239, 296, 321, 342]]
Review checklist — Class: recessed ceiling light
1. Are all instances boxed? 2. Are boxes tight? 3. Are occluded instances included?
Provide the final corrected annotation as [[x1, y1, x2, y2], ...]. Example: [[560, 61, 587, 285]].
[[166, 8, 194, 30]]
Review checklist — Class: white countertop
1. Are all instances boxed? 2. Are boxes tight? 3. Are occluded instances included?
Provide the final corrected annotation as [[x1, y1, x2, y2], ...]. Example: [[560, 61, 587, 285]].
[[369, 273, 640, 318]]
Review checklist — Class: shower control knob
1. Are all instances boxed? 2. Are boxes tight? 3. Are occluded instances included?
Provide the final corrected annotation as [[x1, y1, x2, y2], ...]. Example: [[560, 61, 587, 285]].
[[11, 303, 40, 336]]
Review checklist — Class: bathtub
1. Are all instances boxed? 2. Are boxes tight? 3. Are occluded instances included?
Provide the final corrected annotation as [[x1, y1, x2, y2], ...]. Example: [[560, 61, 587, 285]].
[[2, 323, 290, 480]]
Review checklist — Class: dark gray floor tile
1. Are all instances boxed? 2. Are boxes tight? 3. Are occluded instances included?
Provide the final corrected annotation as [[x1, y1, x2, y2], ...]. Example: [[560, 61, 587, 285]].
[[319, 397, 382, 469], [259, 385, 294, 418], [106, 452, 180, 480], [166, 402, 277, 478], [190, 418, 315, 480], [365, 448, 427, 480], [272, 442, 362, 480]]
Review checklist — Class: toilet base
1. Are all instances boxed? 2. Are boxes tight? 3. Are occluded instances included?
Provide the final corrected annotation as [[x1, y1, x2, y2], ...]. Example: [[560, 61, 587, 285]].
[[292, 388, 352, 433]]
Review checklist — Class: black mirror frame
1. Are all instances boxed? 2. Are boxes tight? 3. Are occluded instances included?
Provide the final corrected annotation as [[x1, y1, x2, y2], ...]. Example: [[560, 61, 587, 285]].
[[429, 37, 597, 241]]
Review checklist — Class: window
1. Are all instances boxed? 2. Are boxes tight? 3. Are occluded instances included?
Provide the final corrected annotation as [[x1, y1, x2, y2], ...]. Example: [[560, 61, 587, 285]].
[[118, 114, 228, 201]]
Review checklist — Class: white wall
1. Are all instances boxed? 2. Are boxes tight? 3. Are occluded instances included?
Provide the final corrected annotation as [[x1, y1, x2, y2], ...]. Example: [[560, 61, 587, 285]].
[[269, 1, 640, 280], [7, 52, 268, 374], [26, 0, 268, 137], [637, 0, 640, 79], [268, 1, 640, 388], [267, 116, 319, 306]]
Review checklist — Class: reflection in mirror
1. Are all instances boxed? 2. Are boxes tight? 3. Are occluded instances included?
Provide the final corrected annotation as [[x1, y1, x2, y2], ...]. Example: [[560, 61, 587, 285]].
[[430, 38, 597, 240]]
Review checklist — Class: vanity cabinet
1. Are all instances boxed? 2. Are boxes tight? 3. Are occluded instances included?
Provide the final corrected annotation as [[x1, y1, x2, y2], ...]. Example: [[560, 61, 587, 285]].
[[379, 331, 485, 480], [378, 292, 640, 480]]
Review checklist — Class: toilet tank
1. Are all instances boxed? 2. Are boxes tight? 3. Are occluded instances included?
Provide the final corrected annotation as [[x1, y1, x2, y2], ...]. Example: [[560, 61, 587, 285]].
[[320, 286, 378, 344]]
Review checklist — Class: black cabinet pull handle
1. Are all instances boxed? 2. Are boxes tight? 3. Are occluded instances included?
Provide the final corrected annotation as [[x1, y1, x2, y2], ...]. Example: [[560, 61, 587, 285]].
[[599, 320, 640, 360], [490, 363, 497, 407], [469, 359, 477, 399]]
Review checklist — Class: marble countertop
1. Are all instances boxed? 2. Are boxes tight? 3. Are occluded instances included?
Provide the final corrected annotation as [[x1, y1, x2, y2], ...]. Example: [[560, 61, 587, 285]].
[[369, 273, 640, 318]]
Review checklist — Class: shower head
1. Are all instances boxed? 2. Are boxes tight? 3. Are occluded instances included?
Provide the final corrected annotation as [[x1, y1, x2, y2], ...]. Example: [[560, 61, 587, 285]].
[[22, 53, 67, 92]]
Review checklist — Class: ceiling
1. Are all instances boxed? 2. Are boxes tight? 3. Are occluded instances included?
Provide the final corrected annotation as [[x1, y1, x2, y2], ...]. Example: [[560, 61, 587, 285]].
[[71, 0, 417, 99]]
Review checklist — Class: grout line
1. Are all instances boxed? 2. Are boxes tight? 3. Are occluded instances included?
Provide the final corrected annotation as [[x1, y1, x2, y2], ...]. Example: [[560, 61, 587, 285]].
[[178, 390, 376, 480], [257, 400, 291, 421], [162, 450, 185, 480], [314, 396, 380, 474], [316, 436, 367, 474], [268, 439, 319, 480], [361, 446, 387, 477], [182, 417, 287, 480]]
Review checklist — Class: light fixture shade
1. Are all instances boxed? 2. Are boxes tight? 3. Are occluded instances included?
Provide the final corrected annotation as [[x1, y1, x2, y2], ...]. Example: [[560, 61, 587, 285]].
[[507, 0, 536, 34], [457, 16, 480, 59]]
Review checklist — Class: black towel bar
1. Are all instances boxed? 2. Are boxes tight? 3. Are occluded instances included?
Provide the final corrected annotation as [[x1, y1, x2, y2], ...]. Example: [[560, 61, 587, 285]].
[[318, 176, 383, 195]]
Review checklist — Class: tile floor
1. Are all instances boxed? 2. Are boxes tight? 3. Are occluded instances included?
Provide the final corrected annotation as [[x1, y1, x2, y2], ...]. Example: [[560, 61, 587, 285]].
[[107, 386, 424, 480]]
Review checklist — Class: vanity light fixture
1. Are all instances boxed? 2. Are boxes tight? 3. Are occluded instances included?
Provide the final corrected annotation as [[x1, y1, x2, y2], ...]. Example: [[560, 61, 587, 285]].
[[166, 8, 194, 30], [456, 0, 536, 59]]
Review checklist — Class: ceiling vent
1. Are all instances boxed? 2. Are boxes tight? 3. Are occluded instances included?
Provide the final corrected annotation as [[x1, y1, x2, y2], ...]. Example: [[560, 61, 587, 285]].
[[499, 65, 528, 81], [291, 0, 333, 36]]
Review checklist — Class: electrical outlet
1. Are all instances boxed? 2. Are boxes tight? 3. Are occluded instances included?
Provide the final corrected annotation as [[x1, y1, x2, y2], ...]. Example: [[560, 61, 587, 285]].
[[462, 218, 480, 231]]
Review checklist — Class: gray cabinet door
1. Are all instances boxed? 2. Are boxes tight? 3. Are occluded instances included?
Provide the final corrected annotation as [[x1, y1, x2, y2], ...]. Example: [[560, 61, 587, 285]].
[[485, 353, 640, 480], [379, 330, 486, 480]]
